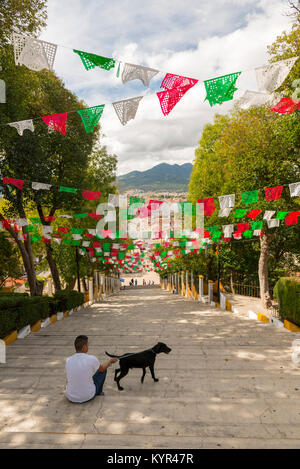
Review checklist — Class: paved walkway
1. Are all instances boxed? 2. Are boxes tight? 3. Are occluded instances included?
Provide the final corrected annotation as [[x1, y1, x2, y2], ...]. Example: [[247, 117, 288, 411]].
[[1, 287, 300, 449]]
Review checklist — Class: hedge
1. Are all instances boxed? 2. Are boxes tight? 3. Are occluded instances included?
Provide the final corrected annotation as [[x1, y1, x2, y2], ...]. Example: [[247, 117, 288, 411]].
[[273, 277, 300, 326], [54, 290, 84, 311], [0, 289, 84, 339]]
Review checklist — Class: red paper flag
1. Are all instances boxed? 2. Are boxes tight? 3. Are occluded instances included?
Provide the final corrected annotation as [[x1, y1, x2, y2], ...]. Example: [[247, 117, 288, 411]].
[[157, 73, 198, 116], [2, 177, 24, 190], [42, 236, 51, 243], [247, 209, 261, 219], [237, 222, 249, 232], [264, 185, 283, 201], [198, 198, 216, 217], [41, 112, 67, 135], [58, 226, 69, 234], [43, 216, 56, 222], [82, 190, 101, 201], [1, 219, 11, 229], [271, 98, 300, 114], [285, 212, 300, 226], [160, 73, 198, 91], [89, 213, 101, 220]]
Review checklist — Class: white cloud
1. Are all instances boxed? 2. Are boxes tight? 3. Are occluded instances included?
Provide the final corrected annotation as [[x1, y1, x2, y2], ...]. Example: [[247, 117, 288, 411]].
[[41, 0, 294, 175]]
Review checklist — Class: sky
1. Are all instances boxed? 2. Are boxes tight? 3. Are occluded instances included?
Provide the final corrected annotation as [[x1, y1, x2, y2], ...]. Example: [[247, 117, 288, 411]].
[[40, 0, 294, 175]]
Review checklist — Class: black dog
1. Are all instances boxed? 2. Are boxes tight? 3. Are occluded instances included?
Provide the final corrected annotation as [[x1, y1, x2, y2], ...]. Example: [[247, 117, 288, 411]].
[[106, 342, 171, 391]]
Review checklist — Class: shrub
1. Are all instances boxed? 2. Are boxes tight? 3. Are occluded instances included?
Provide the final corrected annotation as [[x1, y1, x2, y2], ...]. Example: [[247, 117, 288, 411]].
[[0, 290, 84, 339], [273, 277, 300, 326], [0, 296, 49, 339], [54, 289, 84, 312]]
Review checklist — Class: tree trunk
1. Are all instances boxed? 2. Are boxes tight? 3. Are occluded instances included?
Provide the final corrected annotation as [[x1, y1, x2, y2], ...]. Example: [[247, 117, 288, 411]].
[[36, 204, 62, 292], [259, 234, 273, 309], [45, 244, 62, 292], [82, 277, 88, 292], [2, 223, 43, 296]]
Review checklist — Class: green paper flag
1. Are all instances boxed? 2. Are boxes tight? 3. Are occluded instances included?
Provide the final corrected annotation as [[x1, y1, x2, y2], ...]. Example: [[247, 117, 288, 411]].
[[116, 62, 121, 77], [74, 49, 116, 71], [211, 232, 222, 241], [204, 72, 241, 106], [251, 220, 263, 230], [25, 225, 38, 233], [73, 213, 88, 219], [234, 209, 247, 218], [241, 190, 259, 205], [207, 226, 220, 234], [30, 217, 41, 224], [31, 234, 41, 242], [77, 105, 105, 133], [72, 228, 84, 234], [276, 211, 289, 220], [129, 196, 145, 206], [59, 186, 78, 194], [243, 230, 253, 238], [71, 240, 81, 246]]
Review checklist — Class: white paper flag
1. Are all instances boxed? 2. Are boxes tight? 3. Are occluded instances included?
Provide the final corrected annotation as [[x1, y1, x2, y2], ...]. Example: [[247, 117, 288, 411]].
[[289, 182, 300, 198], [16, 218, 28, 227], [222, 224, 234, 238], [122, 63, 159, 87], [13, 34, 57, 71], [82, 241, 90, 247], [218, 207, 232, 217], [8, 119, 34, 136], [253, 229, 262, 236], [267, 219, 280, 228], [238, 90, 274, 109], [32, 182, 51, 190], [218, 194, 235, 209], [112, 96, 143, 126], [42, 225, 53, 234], [263, 211, 276, 220], [108, 194, 119, 206], [255, 57, 298, 93]]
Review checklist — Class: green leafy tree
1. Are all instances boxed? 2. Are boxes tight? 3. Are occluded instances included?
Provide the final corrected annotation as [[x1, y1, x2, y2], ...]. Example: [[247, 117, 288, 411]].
[[0, 0, 47, 48], [0, 232, 24, 288]]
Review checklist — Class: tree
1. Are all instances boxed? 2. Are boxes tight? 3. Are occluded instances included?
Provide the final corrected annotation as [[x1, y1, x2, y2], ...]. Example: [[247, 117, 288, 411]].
[[0, 0, 47, 48], [0, 46, 99, 295], [0, 232, 24, 288]]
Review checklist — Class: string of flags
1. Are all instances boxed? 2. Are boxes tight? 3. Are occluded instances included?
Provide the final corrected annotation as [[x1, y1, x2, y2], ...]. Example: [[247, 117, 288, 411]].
[[3, 34, 298, 136], [1, 176, 299, 215], [1, 176, 102, 200]]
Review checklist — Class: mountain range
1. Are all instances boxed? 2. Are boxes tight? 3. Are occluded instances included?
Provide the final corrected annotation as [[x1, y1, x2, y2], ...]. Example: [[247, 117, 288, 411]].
[[117, 163, 193, 192]]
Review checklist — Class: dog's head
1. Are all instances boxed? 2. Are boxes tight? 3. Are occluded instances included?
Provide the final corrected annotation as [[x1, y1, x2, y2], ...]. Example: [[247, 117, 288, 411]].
[[153, 342, 172, 355]]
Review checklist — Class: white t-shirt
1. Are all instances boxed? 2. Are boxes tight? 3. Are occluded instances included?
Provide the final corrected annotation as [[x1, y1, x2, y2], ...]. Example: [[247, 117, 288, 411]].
[[65, 353, 100, 403]]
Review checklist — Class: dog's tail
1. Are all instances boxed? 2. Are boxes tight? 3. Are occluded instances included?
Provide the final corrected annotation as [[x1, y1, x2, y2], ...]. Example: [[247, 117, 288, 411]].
[[105, 351, 121, 359], [105, 351, 135, 359]]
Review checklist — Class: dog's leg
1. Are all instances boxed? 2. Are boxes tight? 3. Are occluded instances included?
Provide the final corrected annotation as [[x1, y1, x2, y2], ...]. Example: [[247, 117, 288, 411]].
[[114, 368, 121, 381], [149, 365, 159, 382], [116, 368, 128, 391], [141, 368, 146, 383]]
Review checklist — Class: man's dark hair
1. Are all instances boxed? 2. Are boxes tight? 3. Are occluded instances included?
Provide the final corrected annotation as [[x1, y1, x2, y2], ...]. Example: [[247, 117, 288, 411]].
[[74, 335, 88, 352]]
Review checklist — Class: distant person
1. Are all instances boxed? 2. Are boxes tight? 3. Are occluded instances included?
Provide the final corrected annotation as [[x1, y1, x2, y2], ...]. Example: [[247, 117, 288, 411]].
[[135, 279, 138, 286], [65, 335, 117, 403]]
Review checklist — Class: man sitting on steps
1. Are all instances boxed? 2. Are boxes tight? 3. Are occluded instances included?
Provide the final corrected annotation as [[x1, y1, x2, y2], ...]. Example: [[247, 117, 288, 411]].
[[65, 335, 117, 403]]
